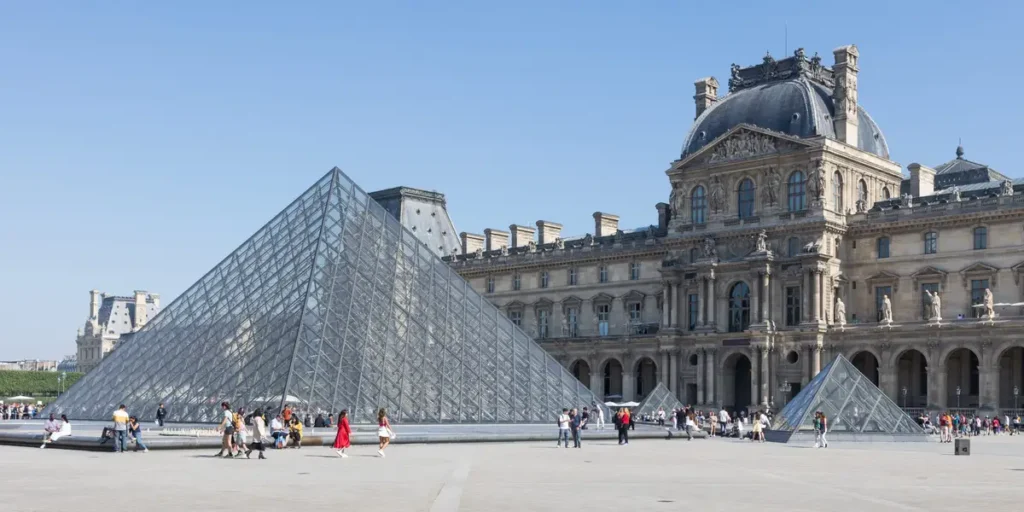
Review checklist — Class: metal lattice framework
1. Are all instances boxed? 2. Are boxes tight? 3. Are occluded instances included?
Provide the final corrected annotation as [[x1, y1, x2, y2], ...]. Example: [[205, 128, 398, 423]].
[[633, 383, 683, 418], [48, 168, 602, 424], [770, 355, 926, 438]]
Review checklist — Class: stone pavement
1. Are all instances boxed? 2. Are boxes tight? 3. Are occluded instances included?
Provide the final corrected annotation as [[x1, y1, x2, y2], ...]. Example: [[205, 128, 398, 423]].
[[2, 435, 1024, 511]]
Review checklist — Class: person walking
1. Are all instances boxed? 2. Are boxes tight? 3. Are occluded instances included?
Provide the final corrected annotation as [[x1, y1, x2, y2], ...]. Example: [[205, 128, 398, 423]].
[[233, 407, 250, 458], [557, 408, 571, 448], [128, 416, 149, 452], [580, 407, 590, 431], [618, 408, 631, 445], [629, 408, 636, 431], [155, 403, 167, 427], [569, 408, 582, 448], [333, 409, 352, 458], [684, 412, 696, 441], [215, 402, 235, 457], [112, 405, 130, 453], [248, 408, 268, 460], [718, 407, 730, 437], [377, 408, 394, 458], [594, 403, 605, 430]]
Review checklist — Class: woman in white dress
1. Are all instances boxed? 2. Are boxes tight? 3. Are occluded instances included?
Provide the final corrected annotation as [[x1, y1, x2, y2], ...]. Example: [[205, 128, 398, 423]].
[[377, 408, 394, 458], [44, 415, 72, 446]]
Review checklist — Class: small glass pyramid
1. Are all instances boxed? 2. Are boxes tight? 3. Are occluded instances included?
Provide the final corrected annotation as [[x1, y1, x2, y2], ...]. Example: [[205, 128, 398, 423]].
[[634, 382, 683, 418], [48, 168, 603, 424], [768, 354, 926, 442]]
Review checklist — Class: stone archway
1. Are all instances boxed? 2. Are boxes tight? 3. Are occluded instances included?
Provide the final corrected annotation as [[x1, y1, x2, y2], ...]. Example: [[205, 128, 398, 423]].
[[896, 349, 928, 408], [602, 359, 623, 400], [634, 357, 658, 400], [571, 360, 591, 389], [722, 352, 753, 412], [945, 348, 979, 409], [851, 351, 880, 387], [998, 346, 1024, 409]]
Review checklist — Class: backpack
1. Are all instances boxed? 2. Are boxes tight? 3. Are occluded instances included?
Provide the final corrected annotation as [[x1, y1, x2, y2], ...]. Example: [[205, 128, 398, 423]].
[[233, 412, 244, 430]]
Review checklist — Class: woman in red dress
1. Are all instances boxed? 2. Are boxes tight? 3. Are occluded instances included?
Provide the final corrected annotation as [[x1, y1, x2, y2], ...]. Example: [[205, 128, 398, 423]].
[[332, 409, 351, 458]]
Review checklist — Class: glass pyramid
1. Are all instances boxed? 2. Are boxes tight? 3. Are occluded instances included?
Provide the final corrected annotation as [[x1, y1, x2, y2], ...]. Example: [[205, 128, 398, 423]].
[[768, 354, 926, 442], [48, 168, 602, 424], [634, 383, 683, 418]]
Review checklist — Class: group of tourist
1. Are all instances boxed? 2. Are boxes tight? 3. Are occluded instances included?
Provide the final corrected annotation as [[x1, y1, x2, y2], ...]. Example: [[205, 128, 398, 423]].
[[932, 412, 1023, 442], [1, 402, 40, 420]]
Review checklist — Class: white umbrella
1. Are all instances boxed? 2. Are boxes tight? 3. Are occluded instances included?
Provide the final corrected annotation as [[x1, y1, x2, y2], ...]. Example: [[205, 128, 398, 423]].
[[7, 395, 33, 401]]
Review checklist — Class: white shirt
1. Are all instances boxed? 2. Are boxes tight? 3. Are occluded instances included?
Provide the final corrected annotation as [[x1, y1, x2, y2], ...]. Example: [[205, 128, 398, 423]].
[[558, 414, 570, 429], [57, 421, 71, 436], [718, 409, 730, 423], [657, 410, 665, 420], [759, 413, 769, 426], [270, 418, 284, 431]]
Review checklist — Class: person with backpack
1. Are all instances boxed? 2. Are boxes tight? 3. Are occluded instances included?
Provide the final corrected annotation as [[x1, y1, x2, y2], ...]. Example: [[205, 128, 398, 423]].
[[215, 402, 235, 458], [248, 408, 268, 460], [233, 407, 250, 458], [556, 408, 571, 448], [128, 416, 149, 453]]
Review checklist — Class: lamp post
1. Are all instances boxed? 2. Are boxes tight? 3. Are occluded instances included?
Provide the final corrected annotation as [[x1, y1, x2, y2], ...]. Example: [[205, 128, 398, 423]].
[[956, 385, 962, 411], [901, 386, 908, 409]]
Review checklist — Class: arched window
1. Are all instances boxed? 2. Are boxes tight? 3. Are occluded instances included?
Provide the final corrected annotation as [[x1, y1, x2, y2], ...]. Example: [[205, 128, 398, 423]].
[[728, 282, 751, 332], [832, 171, 844, 212], [787, 237, 801, 257], [882, 186, 891, 200], [691, 186, 707, 224], [858, 179, 868, 205], [788, 171, 806, 212], [737, 178, 755, 219]]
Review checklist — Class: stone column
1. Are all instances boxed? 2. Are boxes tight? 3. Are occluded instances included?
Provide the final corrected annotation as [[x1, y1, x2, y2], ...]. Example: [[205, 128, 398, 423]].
[[590, 363, 604, 401], [937, 366, 948, 409], [802, 345, 811, 386], [660, 351, 669, 386], [707, 276, 717, 329], [622, 370, 636, 402], [662, 284, 671, 328], [697, 279, 705, 326], [674, 281, 684, 329], [811, 270, 821, 323], [768, 347, 778, 408], [696, 348, 705, 404], [759, 272, 770, 324], [706, 349, 717, 406], [760, 346, 770, 407], [812, 344, 822, 377], [670, 350, 680, 397], [750, 347, 759, 409]]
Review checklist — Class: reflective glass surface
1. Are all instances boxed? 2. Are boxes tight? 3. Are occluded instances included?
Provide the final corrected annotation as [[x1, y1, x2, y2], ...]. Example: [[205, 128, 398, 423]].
[[770, 355, 925, 435], [48, 168, 603, 424], [634, 382, 683, 418]]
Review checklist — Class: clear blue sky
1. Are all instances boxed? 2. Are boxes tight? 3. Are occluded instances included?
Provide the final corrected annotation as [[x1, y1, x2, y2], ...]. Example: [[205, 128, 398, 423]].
[[1, 2, 1019, 360]]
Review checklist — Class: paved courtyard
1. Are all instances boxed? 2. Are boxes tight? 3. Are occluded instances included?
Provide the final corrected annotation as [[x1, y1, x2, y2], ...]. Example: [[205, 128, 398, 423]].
[[3, 435, 1024, 511]]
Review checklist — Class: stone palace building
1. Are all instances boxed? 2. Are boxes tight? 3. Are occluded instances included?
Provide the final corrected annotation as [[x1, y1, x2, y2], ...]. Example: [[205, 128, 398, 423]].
[[444, 45, 1024, 415], [75, 290, 160, 373]]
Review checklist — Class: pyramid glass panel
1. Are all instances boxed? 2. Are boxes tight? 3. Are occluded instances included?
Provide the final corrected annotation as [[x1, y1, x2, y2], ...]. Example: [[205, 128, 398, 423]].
[[48, 168, 604, 424], [633, 383, 683, 418], [768, 355, 926, 441]]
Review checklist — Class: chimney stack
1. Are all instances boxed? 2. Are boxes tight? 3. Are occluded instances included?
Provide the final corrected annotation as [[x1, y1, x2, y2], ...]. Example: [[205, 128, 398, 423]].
[[484, 228, 510, 252], [89, 289, 101, 320], [832, 45, 859, 145], [459, 232, 485, 255], [535, 220, 562, 245], [593, 212, 620, 237], [133, 290, 149, 330], [907, 163, 936, 198], [694, 77, 719, 119], [509, 224, 536, 248]]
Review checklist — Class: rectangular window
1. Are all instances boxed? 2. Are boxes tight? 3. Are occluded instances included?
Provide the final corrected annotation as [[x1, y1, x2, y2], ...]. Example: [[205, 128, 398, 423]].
[[875, 286, 892, 322], [920, 283, 939, 320], [540, 271, 549, 289], [568, 267, 578, 286], [971, 279, 989, 318], [687, 294, 698, 331], [509, 310, 522, 327], [785, 286, 801, 326], [566, 307, 579, 337], [924, 232, 937, 254], [486, 277, 495, 293], [629, 262, 640, 281], [597, 304, 610, 336], [877, 237, 890, 259], [513, 273, 521, 291], [627, 302, 642, 324], [973, 227, 987, 250], [537, 309, 549, 338], [599, 266, 608, 283]]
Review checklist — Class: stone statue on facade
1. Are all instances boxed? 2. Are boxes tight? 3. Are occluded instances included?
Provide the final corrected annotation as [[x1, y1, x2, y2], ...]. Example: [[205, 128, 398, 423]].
[[983, 288, 995, 320], [900, 193, 913, 208], [451, 247, 460, 258], [925, 290, 942, 322], [554, 237, 564, 250], [855, 199, 867, 213], [499, 245, 509, 256], [1001, 179, 1014, 196], [669, 184, 682, 217], [761, 167, 780, 207], [701, 237, 717, 259], [527, 240, 537, 253], [583, 233, 593, 246], [728, 63, 743, 91], [561, 315, 568, 337], [809, 160, 827, 201], [834, 297, 846, 327], [754, 229, 768, 253], [794, 47, 806, 60], [473, 247, 483, 259], [646, 226, 655, 239], [708, 132, 777, 163], [709, 175, 725, 214], [880, 295, 893, 325], [950, 186, 962, 202]]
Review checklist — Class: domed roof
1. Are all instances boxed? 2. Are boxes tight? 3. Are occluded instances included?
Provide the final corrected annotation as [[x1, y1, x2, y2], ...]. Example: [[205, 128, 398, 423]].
[[681, 54, 889, 160]]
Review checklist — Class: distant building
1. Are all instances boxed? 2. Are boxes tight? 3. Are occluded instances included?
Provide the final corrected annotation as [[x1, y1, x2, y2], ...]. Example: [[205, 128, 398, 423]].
[[57, 355, 78, 373], [76, 290, 160, 373], [0, 359, 58, 371]]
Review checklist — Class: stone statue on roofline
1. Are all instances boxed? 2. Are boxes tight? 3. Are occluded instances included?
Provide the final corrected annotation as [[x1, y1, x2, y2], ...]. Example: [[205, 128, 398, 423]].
[[880, 295, 893, 325], [833, 297, 846, 327], [754, 230, 768, 253], [925, 290, 942, 322], [983, 288, 995, 320]]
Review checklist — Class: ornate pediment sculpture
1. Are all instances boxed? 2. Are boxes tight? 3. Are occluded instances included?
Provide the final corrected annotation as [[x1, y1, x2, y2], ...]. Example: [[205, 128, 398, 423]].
[[707, 131, 779, 164]]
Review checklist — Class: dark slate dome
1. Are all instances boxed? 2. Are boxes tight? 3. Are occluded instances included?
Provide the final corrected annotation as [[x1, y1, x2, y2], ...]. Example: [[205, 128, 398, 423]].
[[682, 53, 889, 160]]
